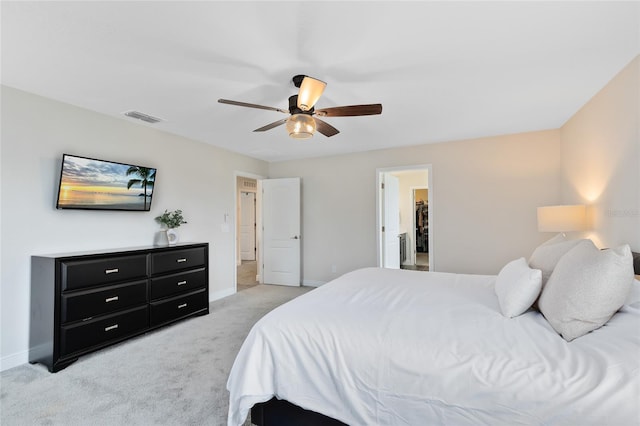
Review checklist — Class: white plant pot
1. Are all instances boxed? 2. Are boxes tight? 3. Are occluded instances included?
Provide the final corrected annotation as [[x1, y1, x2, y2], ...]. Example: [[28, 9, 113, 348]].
[[167, 229, 179, 245], [157, 229, 170, 247]]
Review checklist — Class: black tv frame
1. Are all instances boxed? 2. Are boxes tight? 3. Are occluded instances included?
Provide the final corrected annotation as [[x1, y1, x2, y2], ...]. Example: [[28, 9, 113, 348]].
[[55, 153, 156, 212]]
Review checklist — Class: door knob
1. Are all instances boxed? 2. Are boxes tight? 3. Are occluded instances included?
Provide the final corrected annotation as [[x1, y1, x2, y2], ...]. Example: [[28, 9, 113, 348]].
[[291, 235, 300, 239]]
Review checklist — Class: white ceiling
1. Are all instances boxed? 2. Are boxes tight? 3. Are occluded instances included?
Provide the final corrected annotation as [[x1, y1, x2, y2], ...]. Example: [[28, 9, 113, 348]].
[[2, 1, 638, 162]]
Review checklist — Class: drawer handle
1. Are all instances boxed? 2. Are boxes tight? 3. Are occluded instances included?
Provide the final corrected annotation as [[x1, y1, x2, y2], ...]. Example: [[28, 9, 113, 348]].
[[105, 324, 119, 332], [177, 280, 187, 286], [105, 296, 119, 303], [176, 258, 187, 263], [105, 268, 119, 274], [178, 303, 187, 309]]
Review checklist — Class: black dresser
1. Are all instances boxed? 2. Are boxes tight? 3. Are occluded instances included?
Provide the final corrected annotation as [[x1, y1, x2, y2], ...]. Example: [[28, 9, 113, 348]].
[[30, 243, 209, 372]]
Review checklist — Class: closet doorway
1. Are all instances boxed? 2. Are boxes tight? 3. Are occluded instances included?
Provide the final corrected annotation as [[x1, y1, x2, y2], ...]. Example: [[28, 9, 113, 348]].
[[411, 187, 429, 270], [377, 165, 432, 272]]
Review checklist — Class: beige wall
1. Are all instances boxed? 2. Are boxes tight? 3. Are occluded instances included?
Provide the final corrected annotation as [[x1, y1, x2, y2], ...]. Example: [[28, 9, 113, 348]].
[[560, 56, 640, 251], [269, 129, 562, 283], [414, 189, 428, 205], [393, 170, 428, 236], [1, 86, 268, 369]]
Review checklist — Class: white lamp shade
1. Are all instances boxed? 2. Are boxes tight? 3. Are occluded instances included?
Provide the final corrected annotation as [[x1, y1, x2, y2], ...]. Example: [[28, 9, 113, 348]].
[[297, 76, 326, 111], [537, 205, 587, 232]]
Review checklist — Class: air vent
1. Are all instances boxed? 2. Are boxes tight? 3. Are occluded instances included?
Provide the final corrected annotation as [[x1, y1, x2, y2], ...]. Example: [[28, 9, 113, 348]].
[[123, 110, 164, 124]]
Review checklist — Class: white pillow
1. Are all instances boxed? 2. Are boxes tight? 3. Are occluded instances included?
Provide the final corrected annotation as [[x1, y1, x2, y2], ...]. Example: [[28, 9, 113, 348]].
[[494, 258, 542, 318], [528, 234, 586, 289], [538, 241, 634, 341]]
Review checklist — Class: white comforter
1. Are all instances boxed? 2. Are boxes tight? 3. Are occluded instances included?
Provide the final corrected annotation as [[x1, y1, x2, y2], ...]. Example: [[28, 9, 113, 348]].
[[227, 267, 640, 426]]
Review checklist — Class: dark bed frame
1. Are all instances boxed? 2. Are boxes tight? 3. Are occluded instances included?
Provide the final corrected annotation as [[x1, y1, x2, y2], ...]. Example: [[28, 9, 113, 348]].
[[251, 398, 346, 426], [250, 252, 640, 426]]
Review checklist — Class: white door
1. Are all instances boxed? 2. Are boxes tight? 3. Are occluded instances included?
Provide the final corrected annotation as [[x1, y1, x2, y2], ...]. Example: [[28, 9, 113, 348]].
[[383, 173, 400, 269], [262, 177, 301, 286], [240, 192, 256, 260]]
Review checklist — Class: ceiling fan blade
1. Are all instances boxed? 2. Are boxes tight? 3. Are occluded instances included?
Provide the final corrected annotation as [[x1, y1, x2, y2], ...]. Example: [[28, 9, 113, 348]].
[[218, 99, 288, 114], [315, 104, 382, 117], [253, 119, 288, 132], [313, 117, 340, 137]]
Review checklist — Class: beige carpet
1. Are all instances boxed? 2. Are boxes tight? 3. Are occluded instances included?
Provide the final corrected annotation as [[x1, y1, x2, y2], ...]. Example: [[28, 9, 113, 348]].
[[1, 284, 312, 426], [237, 260, 258, 292]]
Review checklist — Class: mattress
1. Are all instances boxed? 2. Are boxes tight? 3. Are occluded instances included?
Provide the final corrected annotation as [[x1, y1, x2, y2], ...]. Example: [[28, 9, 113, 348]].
[[227, 267, 640, 426]]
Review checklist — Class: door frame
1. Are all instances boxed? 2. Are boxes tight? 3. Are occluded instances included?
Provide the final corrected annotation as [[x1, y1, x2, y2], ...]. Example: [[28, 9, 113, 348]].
[[234, 171, 266, 293], [376, 164, 433, 271]]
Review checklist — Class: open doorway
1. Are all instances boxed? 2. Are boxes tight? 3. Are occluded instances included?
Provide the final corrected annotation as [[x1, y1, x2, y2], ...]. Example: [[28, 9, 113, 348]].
[[234, 174, 302, 292], [377, 165, 432, 271], [409, 187, 429, 271], [236, 174, 260, 292]]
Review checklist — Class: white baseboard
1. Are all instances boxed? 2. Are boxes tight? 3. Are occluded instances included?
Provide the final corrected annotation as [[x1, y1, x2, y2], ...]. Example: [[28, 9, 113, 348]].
[[209, 287, 236, 302], [1, 349, 28, 372], [302, 279, 326, 287]]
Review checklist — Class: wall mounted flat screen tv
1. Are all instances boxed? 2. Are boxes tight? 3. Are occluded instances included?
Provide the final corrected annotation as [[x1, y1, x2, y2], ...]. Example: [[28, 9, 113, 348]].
[[56, 154, 156, 211]]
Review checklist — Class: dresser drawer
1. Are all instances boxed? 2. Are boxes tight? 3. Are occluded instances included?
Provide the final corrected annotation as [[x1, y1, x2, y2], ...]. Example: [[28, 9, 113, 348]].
[[150, 268, 206, 301], [60, 305, 148, 357], [149, 289, 208, 327], [150, 247, 206, 275], [61, 280, 148, 324], [61, 254, 148, 291]]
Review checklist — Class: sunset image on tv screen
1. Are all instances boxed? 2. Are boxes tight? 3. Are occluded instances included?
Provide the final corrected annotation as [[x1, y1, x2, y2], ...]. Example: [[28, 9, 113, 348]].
[[57, 155, 156, 211]]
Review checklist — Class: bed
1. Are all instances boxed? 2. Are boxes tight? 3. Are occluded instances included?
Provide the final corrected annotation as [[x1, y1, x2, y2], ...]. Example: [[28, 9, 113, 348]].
[[227, 243, 640, 426]]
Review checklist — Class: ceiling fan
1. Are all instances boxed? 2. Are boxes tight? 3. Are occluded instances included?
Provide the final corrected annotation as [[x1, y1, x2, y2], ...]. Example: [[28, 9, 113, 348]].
[[218, 75, 382, 139]]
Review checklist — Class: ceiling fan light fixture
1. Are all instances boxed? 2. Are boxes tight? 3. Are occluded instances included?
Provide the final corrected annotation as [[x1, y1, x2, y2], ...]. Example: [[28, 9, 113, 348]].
[[297, 76, 326, 111], [219, 76, 382, 138], [286, 114, 316, 139]]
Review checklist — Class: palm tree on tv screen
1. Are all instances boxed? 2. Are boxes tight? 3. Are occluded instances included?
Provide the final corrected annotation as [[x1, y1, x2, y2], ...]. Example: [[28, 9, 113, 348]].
[[126, 166, 155, 210]]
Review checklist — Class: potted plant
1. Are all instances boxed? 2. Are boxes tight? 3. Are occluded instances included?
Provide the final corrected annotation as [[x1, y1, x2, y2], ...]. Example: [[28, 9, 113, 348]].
[[155, 209, 187, 245]]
